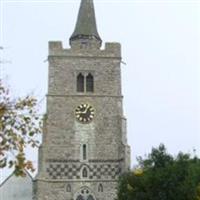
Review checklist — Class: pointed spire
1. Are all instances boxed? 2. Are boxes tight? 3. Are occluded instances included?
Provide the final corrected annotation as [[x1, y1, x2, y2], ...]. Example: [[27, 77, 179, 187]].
[[70, 0, 102, 48]]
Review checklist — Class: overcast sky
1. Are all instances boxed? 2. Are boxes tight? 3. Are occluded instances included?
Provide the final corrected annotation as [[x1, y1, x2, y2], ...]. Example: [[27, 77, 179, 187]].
[[0, 0, 200, 182]]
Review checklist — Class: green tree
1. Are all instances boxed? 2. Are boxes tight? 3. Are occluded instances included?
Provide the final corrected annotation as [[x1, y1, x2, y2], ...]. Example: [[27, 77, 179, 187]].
[[117, 144, 200, 200], [0, 81, 42, 176]]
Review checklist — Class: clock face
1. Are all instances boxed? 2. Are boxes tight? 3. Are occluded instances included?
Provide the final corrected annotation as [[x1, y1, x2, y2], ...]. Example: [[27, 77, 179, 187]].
[[75, 104, 95, 123]]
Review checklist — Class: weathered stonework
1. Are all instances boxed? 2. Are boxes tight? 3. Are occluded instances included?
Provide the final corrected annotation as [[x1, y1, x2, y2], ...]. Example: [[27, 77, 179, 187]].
[[34, 0, 130, 199]]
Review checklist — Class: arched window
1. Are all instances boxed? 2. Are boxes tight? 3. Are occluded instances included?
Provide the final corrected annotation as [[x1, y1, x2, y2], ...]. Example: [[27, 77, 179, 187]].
[[66, 184, 71, 192], [98, 184, 103, 192], [77, 73, 84, 92], [86, 73, 94, 92], [76, 191, 95, 200], [82, 167, 88, 178], [83, 144, 87, 160]]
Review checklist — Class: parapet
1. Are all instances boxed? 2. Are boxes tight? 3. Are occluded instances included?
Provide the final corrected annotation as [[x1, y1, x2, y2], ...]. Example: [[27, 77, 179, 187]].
[[49, 41, 63, 53], [48, 41, 121, 59], [104, 42, 121, 57]]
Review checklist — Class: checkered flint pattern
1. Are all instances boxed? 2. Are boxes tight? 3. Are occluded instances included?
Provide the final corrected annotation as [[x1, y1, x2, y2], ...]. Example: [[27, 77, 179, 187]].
[[46, 163, 121, 180]]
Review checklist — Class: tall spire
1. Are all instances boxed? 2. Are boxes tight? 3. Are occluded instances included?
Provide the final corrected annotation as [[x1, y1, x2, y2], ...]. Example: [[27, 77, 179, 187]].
[[70, 0, 102, 48]]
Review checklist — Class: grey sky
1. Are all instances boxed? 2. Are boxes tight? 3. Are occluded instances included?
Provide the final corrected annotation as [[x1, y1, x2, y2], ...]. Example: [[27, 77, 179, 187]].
[[0, 0, 200, 182]]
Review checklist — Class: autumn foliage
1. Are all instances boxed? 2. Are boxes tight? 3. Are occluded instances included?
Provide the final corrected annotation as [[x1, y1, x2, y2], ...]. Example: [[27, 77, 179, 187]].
[[0, 81, 42, 176]]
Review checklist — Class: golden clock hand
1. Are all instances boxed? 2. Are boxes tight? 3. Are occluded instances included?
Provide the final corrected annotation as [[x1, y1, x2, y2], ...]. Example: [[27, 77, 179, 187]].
[[82, 109, 88, 114], [82, 105, 89, 114]]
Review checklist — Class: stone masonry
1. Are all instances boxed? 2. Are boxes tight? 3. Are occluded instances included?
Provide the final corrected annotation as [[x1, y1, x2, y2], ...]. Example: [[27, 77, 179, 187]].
[[33, 0, 130, 200]]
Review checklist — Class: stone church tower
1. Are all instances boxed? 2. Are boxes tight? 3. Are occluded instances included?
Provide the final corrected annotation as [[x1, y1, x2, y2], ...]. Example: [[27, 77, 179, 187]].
[[33, 0, 130, 199]]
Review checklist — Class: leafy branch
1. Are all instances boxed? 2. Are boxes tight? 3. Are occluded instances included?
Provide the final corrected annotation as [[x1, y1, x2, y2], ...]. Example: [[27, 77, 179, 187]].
[[0, 80, 42, 176]]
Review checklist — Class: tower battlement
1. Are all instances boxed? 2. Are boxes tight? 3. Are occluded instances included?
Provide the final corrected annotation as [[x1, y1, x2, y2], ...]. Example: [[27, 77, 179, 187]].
[[49, 41, 121, 58]]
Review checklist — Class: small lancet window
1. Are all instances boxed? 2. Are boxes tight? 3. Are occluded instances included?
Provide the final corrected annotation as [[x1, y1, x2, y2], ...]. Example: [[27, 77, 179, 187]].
[[66, 184, 71, 192], [86, 73, 94, 92], [83, 144, 87, 160], [82, 167, 88, 178], [98, 184, 103, 192], [77, 73, 84, 92]]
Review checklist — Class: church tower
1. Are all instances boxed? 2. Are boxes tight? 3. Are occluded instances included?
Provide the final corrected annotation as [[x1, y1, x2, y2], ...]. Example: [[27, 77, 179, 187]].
[[34, 0, 130, 199]]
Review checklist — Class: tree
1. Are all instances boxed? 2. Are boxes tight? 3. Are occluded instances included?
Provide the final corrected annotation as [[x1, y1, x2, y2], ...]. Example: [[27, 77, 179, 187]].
[[0, 81, 42, 176], [117, 144, 200, 200]]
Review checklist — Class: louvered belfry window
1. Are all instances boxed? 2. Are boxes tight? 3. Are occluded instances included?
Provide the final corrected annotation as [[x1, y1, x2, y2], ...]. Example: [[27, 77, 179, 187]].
[[77, 73, 94, 93], [77, 73, 84, 92], [86, 73, 94, 92]]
